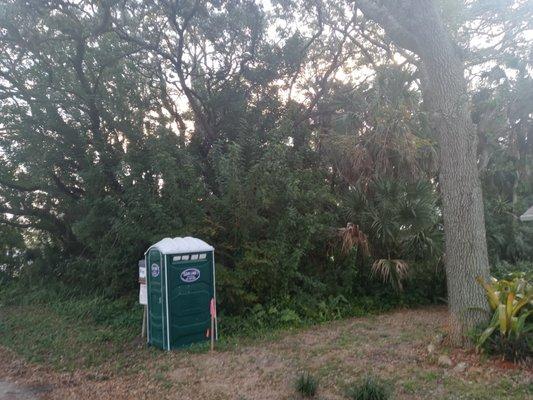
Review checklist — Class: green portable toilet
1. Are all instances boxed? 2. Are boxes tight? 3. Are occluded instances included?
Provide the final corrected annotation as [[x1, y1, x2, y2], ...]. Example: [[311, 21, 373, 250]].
[[144, 237, 216, 350]]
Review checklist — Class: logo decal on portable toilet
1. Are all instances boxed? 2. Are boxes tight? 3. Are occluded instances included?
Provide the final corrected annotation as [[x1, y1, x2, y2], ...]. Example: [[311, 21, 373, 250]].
[[151, 263, 160, 277], [180, 268, 200, 283]]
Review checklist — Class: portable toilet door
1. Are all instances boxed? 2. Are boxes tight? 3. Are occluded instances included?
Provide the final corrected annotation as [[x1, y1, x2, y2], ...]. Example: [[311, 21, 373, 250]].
[[145, 237, 216, 350]]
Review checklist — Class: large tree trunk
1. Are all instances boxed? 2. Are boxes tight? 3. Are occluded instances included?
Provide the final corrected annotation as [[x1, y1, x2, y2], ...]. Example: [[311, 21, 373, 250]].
[[357, 0, 491, 343], [419, 33, 491, 343]]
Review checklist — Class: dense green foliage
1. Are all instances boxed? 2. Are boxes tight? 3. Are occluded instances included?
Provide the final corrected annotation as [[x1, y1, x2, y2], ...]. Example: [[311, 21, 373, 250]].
[[0, 0, 531, 328]]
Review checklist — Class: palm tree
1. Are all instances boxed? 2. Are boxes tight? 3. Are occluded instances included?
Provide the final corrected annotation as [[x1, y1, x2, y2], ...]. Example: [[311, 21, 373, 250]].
[[341, 179, 442, 292]]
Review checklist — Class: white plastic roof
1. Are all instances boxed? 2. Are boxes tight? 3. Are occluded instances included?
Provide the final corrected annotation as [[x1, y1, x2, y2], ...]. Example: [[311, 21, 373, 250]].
[[520, 205, 533, 222], [148, 237, 214, 254]]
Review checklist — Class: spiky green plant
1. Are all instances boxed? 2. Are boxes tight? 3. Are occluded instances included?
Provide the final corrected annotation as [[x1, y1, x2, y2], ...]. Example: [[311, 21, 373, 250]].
[[476, 276, 533, 362], [295, 372, 318, 398], [346, 376, 390, 400]]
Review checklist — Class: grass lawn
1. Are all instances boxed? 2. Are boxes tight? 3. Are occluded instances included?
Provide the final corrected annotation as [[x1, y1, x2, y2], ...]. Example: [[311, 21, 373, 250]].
[[0, 305, 531, 399]]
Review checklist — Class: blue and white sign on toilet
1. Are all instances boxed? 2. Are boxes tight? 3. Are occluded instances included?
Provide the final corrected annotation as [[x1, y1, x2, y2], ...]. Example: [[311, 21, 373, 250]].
[[151, 263, 160, 277], [180, 268, 200, 283]]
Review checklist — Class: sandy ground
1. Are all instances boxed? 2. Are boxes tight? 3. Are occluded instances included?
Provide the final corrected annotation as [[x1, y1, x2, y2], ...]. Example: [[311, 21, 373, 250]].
[[0, 306, 531, 400], [0, 380, 38, 400]]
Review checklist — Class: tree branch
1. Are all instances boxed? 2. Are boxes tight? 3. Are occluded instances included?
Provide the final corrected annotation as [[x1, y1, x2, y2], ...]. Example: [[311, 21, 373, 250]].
[[356, 0, 420, 53]]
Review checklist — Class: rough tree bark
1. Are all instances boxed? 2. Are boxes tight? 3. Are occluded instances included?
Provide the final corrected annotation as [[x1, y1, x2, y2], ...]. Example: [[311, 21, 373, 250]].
[[356, 0, 491, 343]]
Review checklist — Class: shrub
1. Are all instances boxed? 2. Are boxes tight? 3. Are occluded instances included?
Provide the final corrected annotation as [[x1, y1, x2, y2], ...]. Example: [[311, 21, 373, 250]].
[[476, 275, 532, 363], [346, 376, 390, 400], [491, 261, 533, 280], [295, 372, 318, 398], [483, 333, 531, 364], [406, 260, 446, 304]]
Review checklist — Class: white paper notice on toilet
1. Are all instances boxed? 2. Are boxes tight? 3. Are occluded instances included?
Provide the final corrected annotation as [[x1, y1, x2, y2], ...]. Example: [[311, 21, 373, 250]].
[[139, 283, 147, 305]]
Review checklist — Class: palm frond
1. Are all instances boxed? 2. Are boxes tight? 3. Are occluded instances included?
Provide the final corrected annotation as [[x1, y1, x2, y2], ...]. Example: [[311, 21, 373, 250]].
[[338, 222, 370, 257], [371, 258, 409, 292]]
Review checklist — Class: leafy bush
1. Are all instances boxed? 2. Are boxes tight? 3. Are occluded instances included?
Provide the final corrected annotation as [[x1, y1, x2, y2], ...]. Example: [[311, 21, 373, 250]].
[[406, 261, 446, 304], [346, 376, 391, 400], [220, 293, 404, 338], [476, 275, 532, 363], [295, 372, 318, 398], [482, 333, 531, 364], [491, 261, 533, 280]]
